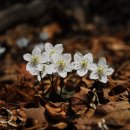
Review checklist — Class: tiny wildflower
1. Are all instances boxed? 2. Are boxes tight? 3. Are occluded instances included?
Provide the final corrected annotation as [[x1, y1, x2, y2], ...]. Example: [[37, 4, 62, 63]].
[[16, 37, 29, 48], [0, 46, 6, 56], [49, 54, 73, 78], [43, 42, 63, 61], [72, 52, 95, 76], [89, 57, 114, 83], [23, 47, 49, 73]]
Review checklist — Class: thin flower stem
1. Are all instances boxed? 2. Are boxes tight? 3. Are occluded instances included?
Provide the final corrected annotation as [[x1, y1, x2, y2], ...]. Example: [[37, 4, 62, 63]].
[[47, 74, 52, 83], [80, 77, 82, 82], [40, 72, 44, 94], [60, 77, 64, 95], [44, 74, 54, 96], [51, 73, 54, 88]]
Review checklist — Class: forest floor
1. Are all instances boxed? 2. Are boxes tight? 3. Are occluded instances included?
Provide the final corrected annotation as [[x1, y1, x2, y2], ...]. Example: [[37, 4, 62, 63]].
[[0, 19, 130, 130]]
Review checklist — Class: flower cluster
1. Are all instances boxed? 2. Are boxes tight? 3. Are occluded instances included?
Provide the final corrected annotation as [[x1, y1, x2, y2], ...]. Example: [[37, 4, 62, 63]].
[[23, 42, 114, 83]]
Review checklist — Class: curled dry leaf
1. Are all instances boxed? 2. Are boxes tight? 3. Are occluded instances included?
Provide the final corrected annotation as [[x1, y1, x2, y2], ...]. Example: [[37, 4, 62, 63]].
[[45, 102, 68, 122]]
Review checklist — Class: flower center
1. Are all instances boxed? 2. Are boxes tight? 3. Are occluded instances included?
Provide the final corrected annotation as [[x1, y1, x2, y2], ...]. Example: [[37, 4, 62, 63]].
[[49, 50, 55, 56], [57, 60, 66, 71], [81, 60, 88, 69], [97, 66, 104, 78], [31, 56, 39, 65]]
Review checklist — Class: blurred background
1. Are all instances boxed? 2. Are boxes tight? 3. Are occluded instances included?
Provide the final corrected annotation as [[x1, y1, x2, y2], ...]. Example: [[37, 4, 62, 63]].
[[0, 0, 130, 74]]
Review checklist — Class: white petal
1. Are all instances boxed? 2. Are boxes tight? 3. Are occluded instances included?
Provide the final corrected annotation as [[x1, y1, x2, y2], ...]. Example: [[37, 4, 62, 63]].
[[26, 62, 39, 71], [26, 62, 33, 71], [74, 52, 83, 62], [32, 47, 41, 55], [98, 57, 107, 67], [88, 63, 97, 71], [84, 53, 93, 62], [29, 69, 39, 75], [37, 64, 44, 71], [65, 64, 73, 72], [51, 54, 61, 63], [89, 71, 98, 79], [35, 43, 45, 52], [72, 62, 81, 70], [46, 64, 56, 74], [63, 53, 71, 64], [23, 53, 31, 61], [104, 67, 114, 76], [54, 44, 63, 54], [45, 42, 53, 53], [41, 71, 47, 78], [100, 75, 108, 83], [77, 69, 88, 77], [58, 71, 67, 78], [39, 53, 49, 63]]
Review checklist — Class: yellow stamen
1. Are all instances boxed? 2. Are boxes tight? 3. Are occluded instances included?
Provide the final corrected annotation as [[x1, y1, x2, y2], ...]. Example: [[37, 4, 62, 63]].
[[31, 56, 39, 65], [81, 60, 88, 69], [49, 50, 55, 56], [57, 60, 66, 71], [97, 66, 104, 78]]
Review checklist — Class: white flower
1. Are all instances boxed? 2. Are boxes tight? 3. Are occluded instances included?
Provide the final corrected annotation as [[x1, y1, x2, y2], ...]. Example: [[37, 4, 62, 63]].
[[89, 57, 114, 83], [16, 37, 29, 48], [72, 52, 95, 76], [0, 46, 6, 55], [49, 54, 73, 78], [43, 42, 63, 61], [23, 47, 49, 72]]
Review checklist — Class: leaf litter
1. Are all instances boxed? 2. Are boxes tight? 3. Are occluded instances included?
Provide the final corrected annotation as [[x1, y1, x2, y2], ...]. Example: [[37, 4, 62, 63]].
[[0, 22, 130, 130]]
